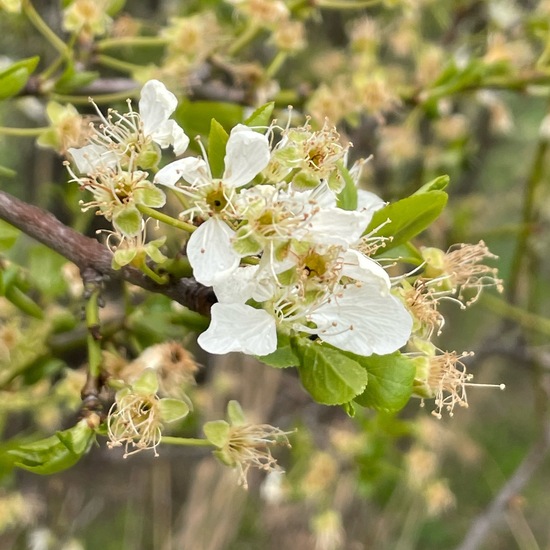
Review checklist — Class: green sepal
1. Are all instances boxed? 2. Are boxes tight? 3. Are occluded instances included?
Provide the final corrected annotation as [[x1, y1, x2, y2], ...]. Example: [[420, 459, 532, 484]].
[[145, 238, 168, 264], [203, 420, 230, 448], [292, 337, 369, 405], [0, 56, 39, 100], [227, 400, 246, 426], [158, 398, 190, 423], [112, 247, 137, 268], [366, 190, 448, 251], [132, 368, 159, 394], [135, 183, 166, 208], [208, 119, 229, 179], [353, 352, 416, 413], [113, 205, 142, 237], [244, 102, 275, 129], [9, 420, 95, 475]]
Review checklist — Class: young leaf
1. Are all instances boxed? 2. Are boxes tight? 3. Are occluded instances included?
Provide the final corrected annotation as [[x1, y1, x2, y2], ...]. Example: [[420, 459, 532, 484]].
[[176, 100, 244, 144], [336, 161, 358, 211], [208, 119, 229, 178], [0, 56, 39, 100], [292, 338, 368, 405], [414, 175, 450, 194], [9, 421, 95, 475], [244, 102, 275, 129], [366, 190, 448, 252], [353, 353, 416, 412]]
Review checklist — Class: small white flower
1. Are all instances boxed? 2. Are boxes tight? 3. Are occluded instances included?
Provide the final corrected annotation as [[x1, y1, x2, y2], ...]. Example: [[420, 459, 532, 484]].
[[68, 80, 188, 175], [156, 125, 271, 286], [198, 303, 277, 355]]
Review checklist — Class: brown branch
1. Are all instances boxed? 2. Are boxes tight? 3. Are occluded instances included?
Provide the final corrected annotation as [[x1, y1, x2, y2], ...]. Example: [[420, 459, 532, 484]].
[[454, 423, 550, 550], [0, 189, 215, 316]]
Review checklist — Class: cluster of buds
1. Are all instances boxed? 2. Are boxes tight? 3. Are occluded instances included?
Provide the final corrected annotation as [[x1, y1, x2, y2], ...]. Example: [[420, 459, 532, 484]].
[[66, 80, 504, 419]]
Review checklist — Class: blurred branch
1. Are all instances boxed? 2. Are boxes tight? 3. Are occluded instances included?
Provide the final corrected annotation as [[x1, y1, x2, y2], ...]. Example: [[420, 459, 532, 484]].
[[454, 418, 550, 550], [0, 189, 215, 316]]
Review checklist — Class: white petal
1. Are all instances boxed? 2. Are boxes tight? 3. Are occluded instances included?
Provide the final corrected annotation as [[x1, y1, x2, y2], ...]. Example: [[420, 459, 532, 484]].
[[305, 182, 337, 209], [213, 265, 259, 303], [198, 303, 277, 355], [223, 124, 270, 187], [151, 119, 189, 155], [309, 284, 412, 356], [139, 80, 177, 136], [341, 249, 390, 294], [187, 218, 240, 286], [155, 157, 210, 188], [304, 208, 372, 246], [68, 144, 117, 174], [357, 189, 386, 213]]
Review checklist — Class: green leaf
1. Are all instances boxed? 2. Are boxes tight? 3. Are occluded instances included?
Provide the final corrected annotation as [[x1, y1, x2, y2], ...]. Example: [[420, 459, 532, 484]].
[[336, 162, 358, 211], [257, 331, 299, 368], [353, 353, 416, 412], [0, 220, 19, 251], [244, 102, 275, 129], [203, 420, 230, 448], [0, 56, 39, 100], [113, 205, 142, 237], [158, 398, 190, 423], [208, 119, 229, 178], [413, 175, 450, 194], [365, 191, 448, 251], [175, 100, 244, 145], [292, 338, 369, 405], [9, 421, 95, 475], [0, 67, 30, 100], [54, 64, 99, 93]]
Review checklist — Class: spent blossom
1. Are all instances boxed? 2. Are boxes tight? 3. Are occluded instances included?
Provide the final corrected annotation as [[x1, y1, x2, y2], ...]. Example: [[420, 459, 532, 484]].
[[107, 369, 190, 457], [411, 340, 505, 419], [203, 401, 291, 489]]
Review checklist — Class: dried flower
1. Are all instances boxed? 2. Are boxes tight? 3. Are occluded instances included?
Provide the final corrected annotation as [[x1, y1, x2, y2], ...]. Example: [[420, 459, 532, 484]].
[[203, 400, 291, 489], [422, 241, 503, 305], [107, 369, 190, 457]]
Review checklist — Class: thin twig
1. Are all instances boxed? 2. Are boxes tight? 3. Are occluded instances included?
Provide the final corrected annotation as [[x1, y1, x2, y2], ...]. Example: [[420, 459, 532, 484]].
[[0, 189, 215, 316], [454, 408, 550, 550]]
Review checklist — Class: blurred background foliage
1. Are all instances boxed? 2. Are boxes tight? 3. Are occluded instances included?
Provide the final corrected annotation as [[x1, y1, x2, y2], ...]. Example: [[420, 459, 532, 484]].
[[0, 0, 550, 549]]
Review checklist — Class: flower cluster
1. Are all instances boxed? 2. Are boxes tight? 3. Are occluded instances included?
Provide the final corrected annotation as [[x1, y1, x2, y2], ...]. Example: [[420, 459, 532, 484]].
[[66, 80, 504, 417], [154, 118, 413, 358]]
